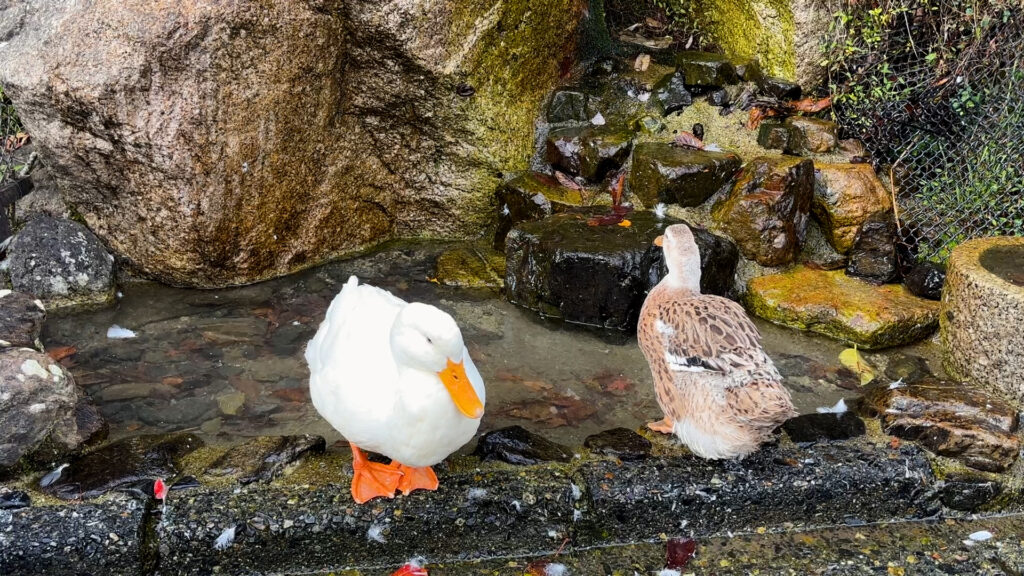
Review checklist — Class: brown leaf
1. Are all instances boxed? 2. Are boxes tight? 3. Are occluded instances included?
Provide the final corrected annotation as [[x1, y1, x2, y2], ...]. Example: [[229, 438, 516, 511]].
[[522, 380, 553, 392], [673, 131, 704, 149], [645, 17, 664, 28], [161, 376, 185, 387], [608, 170, 626, 207], [555, 171, 584, 191], [889, 437, 902, 449], [587, 212, 627, 227], [747, 107, 767, 129], [46, 346, 77, 362], [790, 96, 832, 113], [271, 388, 309, 403], [601, 374, 633, 395]]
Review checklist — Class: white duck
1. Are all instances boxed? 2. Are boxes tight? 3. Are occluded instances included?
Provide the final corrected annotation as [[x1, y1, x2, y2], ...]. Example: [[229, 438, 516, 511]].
[[305, 276, 486, 503]]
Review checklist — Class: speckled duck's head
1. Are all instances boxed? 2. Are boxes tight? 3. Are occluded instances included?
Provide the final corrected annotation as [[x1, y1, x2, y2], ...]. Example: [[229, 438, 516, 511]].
[[654, 224, 702, 293]]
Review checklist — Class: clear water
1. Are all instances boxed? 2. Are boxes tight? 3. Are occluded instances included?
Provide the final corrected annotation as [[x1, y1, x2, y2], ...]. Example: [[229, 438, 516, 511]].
[[43, 242, 945, 448], [980, 244, 1024, 287]]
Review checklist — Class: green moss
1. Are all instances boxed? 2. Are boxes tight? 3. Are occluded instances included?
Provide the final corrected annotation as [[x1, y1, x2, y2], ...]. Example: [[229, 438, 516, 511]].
[[657, 0, 797, 78]]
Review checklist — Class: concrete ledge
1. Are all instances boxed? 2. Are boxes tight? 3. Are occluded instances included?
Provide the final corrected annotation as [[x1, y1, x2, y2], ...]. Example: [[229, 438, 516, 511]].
[[1, 435, 961, 575]]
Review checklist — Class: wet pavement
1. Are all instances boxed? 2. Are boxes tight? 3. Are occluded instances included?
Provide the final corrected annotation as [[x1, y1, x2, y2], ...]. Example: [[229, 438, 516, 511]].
[[42, 241, 946, 449]]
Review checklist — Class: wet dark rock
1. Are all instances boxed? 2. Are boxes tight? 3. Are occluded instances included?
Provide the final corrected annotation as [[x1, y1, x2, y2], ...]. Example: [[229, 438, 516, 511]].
[[0, 348, 84, 477], [846, 213, 899, 283], [651, 71, 692, 115], [0, 291, 45, 349], [545, 126, 633, 182], [711, 156, 814, 266], [204, 435, 325, 484], [580, 441, 935, 545], [756, 120, 790, 150], [583, 428, 652, 461], [0, 489, 31, 510], [547, 88, 591, 123], [505, 211, 738, 330], [675, 51, 739, 89], [757, 76, 802, 100], [629, 143, 741, 207], [938, 477, 1003, 512], [734, 60, 763, 83], [706, 88, 730, 107], [782, 412, 866, 443], [862, 377, 1020, 472], [473, 425, 572, 465], [494, 172, 586, 249], [6, 216, 115, 308], [904, 262, 946, 300], [170, 475, 201, 491], [41, 433, 204, 500], [783, 116, 839, 154], [882, 354, 933, 384]]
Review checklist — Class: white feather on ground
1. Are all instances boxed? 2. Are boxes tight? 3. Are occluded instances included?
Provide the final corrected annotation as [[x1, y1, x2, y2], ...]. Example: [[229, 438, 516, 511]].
[[213, 526, 236, 550], [107, 325, 137, 339], [816, 398, 847, 414], [544, 563, 568, 576]]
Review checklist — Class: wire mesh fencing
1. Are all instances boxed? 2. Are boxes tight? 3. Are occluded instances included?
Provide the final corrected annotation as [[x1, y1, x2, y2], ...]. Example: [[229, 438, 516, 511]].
[[827, 1, 1024, 262], [0, 88, 21, 187]]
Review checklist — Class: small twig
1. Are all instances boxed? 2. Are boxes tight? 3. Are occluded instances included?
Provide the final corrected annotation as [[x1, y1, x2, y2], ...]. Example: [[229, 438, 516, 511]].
[[17, 151, 37, 178], [888, 135, 920, 234]]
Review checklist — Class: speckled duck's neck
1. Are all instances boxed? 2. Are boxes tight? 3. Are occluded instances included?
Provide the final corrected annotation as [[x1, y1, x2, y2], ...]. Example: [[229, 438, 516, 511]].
[[664, 255, 702, 295]]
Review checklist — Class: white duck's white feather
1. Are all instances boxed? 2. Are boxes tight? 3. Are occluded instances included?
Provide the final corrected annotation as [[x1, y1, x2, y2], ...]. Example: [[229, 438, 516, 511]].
[[306, 276, 485, 467]]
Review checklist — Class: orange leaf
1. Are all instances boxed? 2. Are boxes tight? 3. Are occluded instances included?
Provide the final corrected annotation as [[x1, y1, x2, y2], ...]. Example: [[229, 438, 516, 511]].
[[747, 107, 766, 129], [608, 170, 625, 207], [673, 131, 704, 149], [617, 219, 631, 227], [889, 437, 902, 449], [790, 96, 832, 113], [46, 346, 77, 362]]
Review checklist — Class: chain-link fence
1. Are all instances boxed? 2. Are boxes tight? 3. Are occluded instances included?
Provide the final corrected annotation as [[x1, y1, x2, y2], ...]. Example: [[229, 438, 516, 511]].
[[826, 1, 1023, 262], [0, 87, 21, 187]]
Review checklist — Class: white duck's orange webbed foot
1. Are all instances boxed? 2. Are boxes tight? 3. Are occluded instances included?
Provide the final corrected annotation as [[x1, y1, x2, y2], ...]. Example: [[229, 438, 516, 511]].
[[646, 417, 675, 435], [350, 444, 403, 504], [393, 463, 439, 496]]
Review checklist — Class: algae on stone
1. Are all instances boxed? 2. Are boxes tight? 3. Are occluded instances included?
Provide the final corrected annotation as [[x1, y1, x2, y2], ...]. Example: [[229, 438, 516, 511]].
[[745, 266, 940, 349]]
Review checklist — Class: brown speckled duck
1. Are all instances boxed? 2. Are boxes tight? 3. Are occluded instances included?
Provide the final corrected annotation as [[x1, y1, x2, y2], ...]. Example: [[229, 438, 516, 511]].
[[638, 224, 796, 459]]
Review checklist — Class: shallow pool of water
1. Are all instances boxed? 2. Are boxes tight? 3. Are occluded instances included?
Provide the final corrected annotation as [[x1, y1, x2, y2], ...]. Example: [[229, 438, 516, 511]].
[[43, 242, 945, 448], [981, 244, 1024, 287]]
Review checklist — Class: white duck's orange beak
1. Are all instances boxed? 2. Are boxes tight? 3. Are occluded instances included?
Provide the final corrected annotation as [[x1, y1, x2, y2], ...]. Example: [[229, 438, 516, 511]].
[[438, 358, 484, 419], [653, 235, 664, 247]]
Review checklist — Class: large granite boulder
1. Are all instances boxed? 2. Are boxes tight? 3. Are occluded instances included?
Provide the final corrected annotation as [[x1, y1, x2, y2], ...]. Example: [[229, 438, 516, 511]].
[[0, 290, 45, 350], [0, 0, 584, 288], [711, 156, 814, 266], [812, 163, 893, 254], [505, 211, 739, 330], [6, 217, 115, 308], [862, 377, 1020, 472], [0, 347, 99, 477], [745, 266, 940, 349], [629, 143, 741, 208]]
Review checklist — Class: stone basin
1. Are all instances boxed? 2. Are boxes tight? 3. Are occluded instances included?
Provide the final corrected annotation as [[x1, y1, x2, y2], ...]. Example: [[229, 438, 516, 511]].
[[942, 237, 1024, 403]]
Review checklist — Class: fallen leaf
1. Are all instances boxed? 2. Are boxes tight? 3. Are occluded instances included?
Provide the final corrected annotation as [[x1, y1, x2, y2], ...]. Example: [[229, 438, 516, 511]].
[[617, 219, 632, 228], [270, 388, 309, 403], [667, 537, 697, 569], [601, 374, 633, 395], [608, 170, 626, 207], [555, 171, 584, 191], [494, 371, 524, 382], [46, 346, 77, 362], [426, 276, 440, 284], [673, 131, 704, 149], [790, 96, 832, 113], [522, 380, 553, 392], [162, 376, 185, 387], [526, 560, 551, 576], [890, 437, 902, 449], [587, 212, 628, 227], [645, 17, 664, 28], [634, 53, 651, 71], [838, 347, 876, 385]]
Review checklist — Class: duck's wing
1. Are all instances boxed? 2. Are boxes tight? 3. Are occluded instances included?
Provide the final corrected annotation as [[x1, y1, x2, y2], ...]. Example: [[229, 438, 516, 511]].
[[648, 294, 782, 387], [305, 275, 405, 384]]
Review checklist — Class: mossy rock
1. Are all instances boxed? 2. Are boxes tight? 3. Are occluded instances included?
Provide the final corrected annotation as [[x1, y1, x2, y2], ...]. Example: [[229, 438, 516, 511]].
[[812, 163, 893, 254], [434, 243, 507, 290], [745, 266, 940, 349], [545, 126, 634, 183], [675, 51, 740, 88], [784, 116, 839, 154], [493, 172, 588, 249]]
